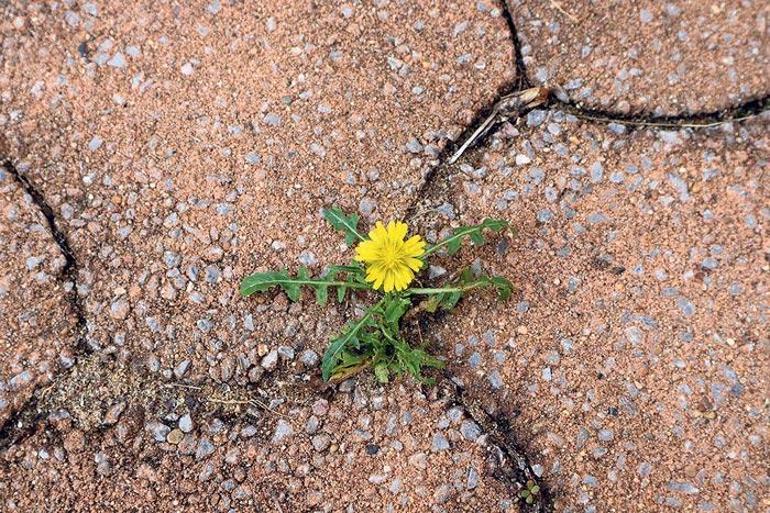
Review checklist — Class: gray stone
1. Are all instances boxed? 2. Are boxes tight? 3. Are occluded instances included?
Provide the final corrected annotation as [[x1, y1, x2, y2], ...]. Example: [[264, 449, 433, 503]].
[[174, 359, 191, 379], [146, 421, 171, 442], [277, 346, 295, 360], [195, 438, 215, 460], [261, 349, 279, 370], [405, 137, 423, 153], [300, 349, 319, 367], [179, 413, 193, 433], [431, 433, 450, 452], [488, 370, 503, 389], [527, 109, 547, 127], [598, 429, 614, 442], [460, 420, 482, 441], [107, 52, 126, 68], [272, 420, 294, 444], [298, 251, 317, 266], [109, 298, 130, 320], [359, 197, 377, 216], [467, 467, 479, 489], [311, 434, 331, 452]]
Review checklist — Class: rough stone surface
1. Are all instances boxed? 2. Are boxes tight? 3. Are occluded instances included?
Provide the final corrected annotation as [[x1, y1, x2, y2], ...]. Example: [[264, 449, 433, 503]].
[[1, 0, 768, 511], [0, 0, 516, 401], [420, 113, 769, 512], [0, 167, 78, 425], [0, 0, 520, 509], [511, 0, 770, 114], [1, 383, 517, 511]]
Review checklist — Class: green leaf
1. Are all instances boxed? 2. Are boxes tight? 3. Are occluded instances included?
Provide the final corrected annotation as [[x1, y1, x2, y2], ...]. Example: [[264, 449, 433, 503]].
[[392, 338, 445, 384], [321, 302, 381, 381], [424, 218, 510, 257], [322, 206, 365, 245], [383, 296, 411, 327], [240, 268, 367, 303], [408, 268, 513, 311], [315, 285, 329, 305], [325, 264, 366, 303], [373, 363, 390, 383], [490, 275, 513, 301], [441, 290, 463, 310], [240, 270, 292, 296]]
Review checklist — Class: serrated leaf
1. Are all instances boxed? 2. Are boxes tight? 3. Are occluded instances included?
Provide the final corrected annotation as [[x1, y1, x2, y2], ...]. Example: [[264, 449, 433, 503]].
[[240, 270, 290, 296], [285, 283, 301, 301], [425, 218, 510, 257], [422, 296, 441, 313], [383, 296, 411, 327], [446, 234, 463, 255], [469, 230, 486, 245], [321, 307, 377, 381], [240, 268, 365, 304], [322, 206, 365, 245], [490, 276, 513, 301], [481, 218, 508, 232], [315, 285, 329, 305], [440, 290, 462, 310]]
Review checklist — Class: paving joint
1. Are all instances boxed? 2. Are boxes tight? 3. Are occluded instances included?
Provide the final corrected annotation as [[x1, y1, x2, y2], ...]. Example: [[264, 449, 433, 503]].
[[0, 158, 90, 450], [1, 3, 767, 509]]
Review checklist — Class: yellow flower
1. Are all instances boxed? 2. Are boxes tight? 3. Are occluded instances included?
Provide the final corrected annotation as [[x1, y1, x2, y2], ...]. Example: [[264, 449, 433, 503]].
[[355, 220, 426, 292]]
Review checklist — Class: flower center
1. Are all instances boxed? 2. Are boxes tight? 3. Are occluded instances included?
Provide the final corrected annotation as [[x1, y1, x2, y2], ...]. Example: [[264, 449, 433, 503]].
[[381, 241, 402, 270]]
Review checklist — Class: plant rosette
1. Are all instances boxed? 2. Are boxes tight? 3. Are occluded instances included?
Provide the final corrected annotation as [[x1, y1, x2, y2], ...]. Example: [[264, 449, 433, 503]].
[[240, 207, 513, 384]]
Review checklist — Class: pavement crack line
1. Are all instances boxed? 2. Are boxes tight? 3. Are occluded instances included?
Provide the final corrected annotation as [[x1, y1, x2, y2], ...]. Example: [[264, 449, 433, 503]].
[[499, 0, 532, 91], [440, 374, 553, 513], [0, 157, 90, 451], [404, 4, 768, 507], [0, 5, 766, 509]]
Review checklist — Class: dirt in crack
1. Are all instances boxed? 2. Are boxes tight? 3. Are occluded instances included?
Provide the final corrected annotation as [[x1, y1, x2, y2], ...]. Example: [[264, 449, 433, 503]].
[[438, 374, 554, 512], [0, 158, 89, 451]]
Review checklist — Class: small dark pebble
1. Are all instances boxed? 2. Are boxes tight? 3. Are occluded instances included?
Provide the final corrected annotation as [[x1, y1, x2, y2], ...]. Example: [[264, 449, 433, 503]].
[[365, 444, 380, 455], [77, 41, 90, 58]]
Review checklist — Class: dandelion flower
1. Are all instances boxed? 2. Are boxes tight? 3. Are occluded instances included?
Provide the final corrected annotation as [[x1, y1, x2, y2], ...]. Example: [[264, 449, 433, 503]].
[[355, 220, 426, 292]]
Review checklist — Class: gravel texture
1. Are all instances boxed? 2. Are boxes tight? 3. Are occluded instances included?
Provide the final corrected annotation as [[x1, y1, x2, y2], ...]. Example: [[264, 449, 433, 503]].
[[0, 0, 516, 396], [1, 0, 768, 511], [510, 0, 770, 114], [0, 0, 521, 509], [1, 380, 519, 511], [0, 162, 78, 425], [417, 112, 769, 512]]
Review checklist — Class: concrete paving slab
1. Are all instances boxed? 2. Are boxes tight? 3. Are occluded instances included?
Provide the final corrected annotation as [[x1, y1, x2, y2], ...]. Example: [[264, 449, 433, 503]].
[[417, 112, 769, 512], [0, 166, 78, 426], [509, 0, 769, 115]]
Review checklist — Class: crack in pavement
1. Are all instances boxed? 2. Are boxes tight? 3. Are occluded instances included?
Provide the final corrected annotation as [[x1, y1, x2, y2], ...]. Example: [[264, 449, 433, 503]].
[[500, 0, 532, 91], [440, 375, 553, 513], [555, 93, 770, 129], [0, 158, 90, 451], [1, 2, 768, 510], [499, 0, 770, 125], [402, 1, 770, 510]]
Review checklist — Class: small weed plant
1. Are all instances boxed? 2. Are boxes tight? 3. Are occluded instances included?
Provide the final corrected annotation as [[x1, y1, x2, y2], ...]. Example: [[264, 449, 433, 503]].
[[240, 207, 513, 383]]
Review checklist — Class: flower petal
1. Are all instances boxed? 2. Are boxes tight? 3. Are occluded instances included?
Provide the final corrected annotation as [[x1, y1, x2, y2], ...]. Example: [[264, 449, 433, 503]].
[[405, 257, 423, 272], [368, 221, 387, 243], [402, 235, 426, 256], [355, 240, 381, 262], [388, 220, 408, 241], [383, 271, 395, 292]]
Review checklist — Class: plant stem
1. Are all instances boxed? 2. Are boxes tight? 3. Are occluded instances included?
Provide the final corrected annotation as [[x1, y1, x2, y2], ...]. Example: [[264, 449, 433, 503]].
[[407, 283, 484, 295], [287, 279, 370, 289], [423, 226, 478, 257]]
